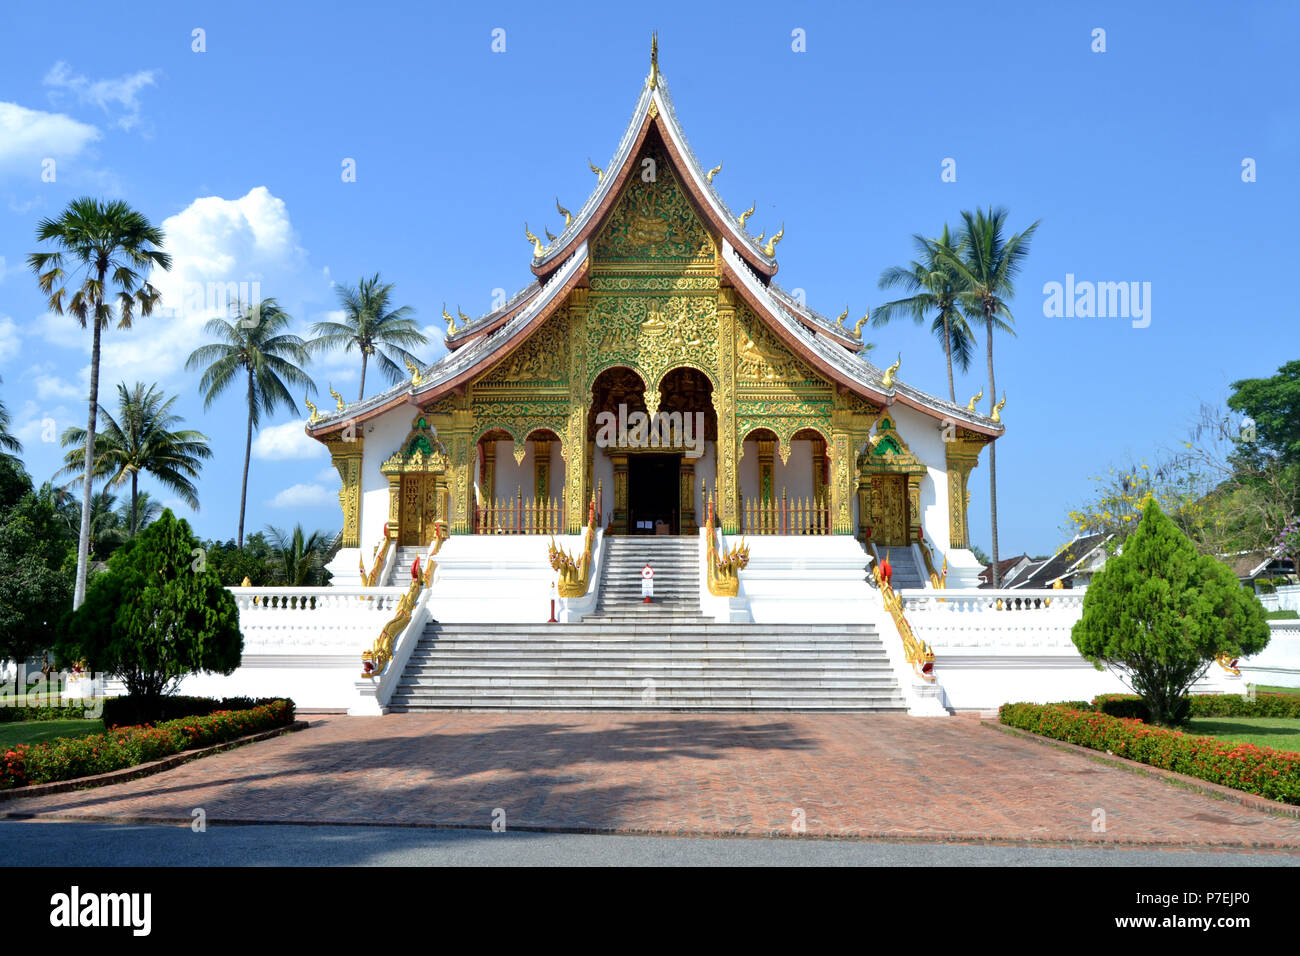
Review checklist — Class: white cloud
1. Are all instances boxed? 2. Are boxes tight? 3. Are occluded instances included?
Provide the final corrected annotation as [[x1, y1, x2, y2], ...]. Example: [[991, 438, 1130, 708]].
[[0, 255, 7, 283], [72, 187, 307, 393], [44, 62, 157, 132], [269, 483, 335, 508], [252, 420, 325, 461], [0, 315, 20, 363], [0, 101, 99, 176], [12, 399, 72, 446], [34, 373, 82, 401], [315, 466, 341, 484]]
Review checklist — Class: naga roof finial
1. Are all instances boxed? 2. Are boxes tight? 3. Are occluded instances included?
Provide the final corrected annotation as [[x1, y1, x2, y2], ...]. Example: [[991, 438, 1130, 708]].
[[405, 357, 424, 386], [706, 161, 722, 184], [966, 387, 983, 412], [881, 353, 901, 388], [854, 312, 869, 337], [992, 392, 1007, 423], [556, 197, 572, 227], [544, 225, 557, 242], [836, 307, 849, 328], [763, 223, 784, 257], [650, 31, 659, 89], [329, 383, 345, 411], [738, 201, 755, 228], [524, 223, 544, 257], [588, 158, 604, 182], [442, 302, 457, 334], [457, 305, 471, 325], [305, 395, 320, 424]]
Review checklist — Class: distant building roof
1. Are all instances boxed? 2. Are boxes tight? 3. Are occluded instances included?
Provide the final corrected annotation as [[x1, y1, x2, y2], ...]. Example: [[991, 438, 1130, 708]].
[[978, 553, 1031, 587], [1219, 550, 1295, 581], [1010, 532, 1113, 589]]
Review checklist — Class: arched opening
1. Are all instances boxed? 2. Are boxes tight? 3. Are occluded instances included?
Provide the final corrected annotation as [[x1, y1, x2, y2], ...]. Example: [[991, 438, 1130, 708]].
[[738, 426, 831, 534], [474, 427, 565, 533]]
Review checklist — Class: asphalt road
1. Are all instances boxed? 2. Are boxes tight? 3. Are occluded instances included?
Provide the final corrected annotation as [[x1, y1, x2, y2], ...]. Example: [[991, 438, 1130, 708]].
[[2, 821, 1297, 866]]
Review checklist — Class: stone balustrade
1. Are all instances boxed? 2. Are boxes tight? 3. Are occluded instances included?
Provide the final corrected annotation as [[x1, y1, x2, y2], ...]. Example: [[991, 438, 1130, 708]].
[[900, 588, 1086, 651], [226, 586, 410, 654]]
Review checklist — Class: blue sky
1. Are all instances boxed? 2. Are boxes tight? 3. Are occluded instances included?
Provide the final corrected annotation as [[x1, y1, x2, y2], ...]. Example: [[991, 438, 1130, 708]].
[[1, 1, 1296, 556]]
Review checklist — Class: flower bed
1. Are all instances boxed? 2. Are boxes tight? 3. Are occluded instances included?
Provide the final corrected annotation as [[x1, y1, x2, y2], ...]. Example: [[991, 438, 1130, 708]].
[[0, 699, 295, 790], [999, 702, 1300, 805], [1092, 692, 1300, 721]]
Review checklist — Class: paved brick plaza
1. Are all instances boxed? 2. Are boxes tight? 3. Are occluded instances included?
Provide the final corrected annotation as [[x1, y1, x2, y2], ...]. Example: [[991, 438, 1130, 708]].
[[4, 714, 1299, 849]]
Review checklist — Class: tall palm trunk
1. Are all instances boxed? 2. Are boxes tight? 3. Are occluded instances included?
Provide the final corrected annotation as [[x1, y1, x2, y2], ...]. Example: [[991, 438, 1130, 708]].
[[943, 312, 955, 403], [238, 367, 254, 547], [73, 277, 106, 609], [358, 350, 368, 402], [130, 471, 139, 537], [986, 311, 1000, 587]]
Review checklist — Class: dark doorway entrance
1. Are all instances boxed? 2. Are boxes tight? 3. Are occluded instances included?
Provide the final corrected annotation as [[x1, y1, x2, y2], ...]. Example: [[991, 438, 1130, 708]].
[[628, 454, 680, 534]]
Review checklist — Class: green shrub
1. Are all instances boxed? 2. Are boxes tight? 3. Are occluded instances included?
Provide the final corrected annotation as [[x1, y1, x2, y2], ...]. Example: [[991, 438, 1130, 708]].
[[1071, 499, 1271, 726], [1092, 692, 1300, 720], [0, 699, 295, 790], [1000, 701, 1300, 804], [0, 700, 97, 723], [101, 695, 264, 729]]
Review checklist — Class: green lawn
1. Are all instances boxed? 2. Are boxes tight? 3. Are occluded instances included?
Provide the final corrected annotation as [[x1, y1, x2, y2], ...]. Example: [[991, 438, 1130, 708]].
[[1252, 685, 1300, 696], [1264, 609, 1299, 620], [1187, 717, 1300, 754], [0, 719, 105, 749]]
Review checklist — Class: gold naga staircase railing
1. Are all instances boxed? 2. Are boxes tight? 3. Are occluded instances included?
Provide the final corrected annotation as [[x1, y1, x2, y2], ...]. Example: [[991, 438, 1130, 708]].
[[705, 490, 749, 596], [360, 533, 391, 587], [548, 495, 598, 597], [870, 556, 936, 682], [919, 539, 946, 590], [361, 521, 448, 678]]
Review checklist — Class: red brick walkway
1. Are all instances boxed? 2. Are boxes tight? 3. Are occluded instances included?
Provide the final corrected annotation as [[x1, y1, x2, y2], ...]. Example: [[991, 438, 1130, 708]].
[[4, 714, 1299, 848]]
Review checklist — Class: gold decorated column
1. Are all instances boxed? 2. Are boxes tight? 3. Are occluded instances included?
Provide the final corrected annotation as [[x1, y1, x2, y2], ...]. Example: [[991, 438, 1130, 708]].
[[830, 409, 856, 535], [564, 292, 589, 534], [945, 434, 984, 549], [445, 404, 475, 534], [325, 433, 364, 548], [716, 287, 740, 533]]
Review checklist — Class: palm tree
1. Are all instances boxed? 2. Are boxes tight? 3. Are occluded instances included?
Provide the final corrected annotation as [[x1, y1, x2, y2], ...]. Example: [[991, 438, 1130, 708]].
[[265, 523, 334, 586], [936, 206, 1040, 586], [873, 225, 976, 403], [0, 375, 22, 464], [310, 273, 426, 400], [27, 198, 171, 607], [86, 486, 127, 560], [56, 382, 211, 537], [186, 299, 314, 546], [117, 489, 161, 533]]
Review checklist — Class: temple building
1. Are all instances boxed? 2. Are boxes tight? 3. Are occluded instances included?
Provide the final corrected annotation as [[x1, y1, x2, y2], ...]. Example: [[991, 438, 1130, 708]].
[[201, 42, 1254, 716], [305, 45, 1002, 586]]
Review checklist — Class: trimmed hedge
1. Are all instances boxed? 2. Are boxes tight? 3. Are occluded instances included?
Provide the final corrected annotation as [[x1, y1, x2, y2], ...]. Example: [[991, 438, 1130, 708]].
[[1, 699, 295, 790], [999, 702, 1300, 805], [1092, 692, 1300, 721], [102, 695, 268, 729], [0, 700, 97, 723]]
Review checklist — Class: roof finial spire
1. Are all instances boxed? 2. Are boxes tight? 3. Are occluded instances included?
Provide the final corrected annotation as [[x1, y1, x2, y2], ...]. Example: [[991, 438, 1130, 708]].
[[650, 31, 659, 89]]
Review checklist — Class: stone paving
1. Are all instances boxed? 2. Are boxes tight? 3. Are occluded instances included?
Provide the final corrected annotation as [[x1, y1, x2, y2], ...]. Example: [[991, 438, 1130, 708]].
[[4, 714, 1299, 849]]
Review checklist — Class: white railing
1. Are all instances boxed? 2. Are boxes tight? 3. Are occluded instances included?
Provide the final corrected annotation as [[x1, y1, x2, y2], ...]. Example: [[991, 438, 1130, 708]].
[[227, 586, 410, 654], [901, 588, 1086, 651], [228, 586, 408, 613]]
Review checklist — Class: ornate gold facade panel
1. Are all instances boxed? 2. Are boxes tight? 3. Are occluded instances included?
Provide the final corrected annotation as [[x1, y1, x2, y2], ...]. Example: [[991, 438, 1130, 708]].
[[380, 416, 449, 476], [324, 434, 364, 549], [735, 305, 821, 387], [585, 292, 719, 391], [478, 311, 570, 387], [592, 150, 715, 269], [589, 274, 718, 292]]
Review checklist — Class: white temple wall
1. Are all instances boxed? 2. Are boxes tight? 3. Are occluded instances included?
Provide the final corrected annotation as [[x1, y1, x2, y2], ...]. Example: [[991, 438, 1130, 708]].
[[771, 440, 815, 501], [487, 439, 562, 503], [887, 402, 952, 551], [358, 409, 411, 549]]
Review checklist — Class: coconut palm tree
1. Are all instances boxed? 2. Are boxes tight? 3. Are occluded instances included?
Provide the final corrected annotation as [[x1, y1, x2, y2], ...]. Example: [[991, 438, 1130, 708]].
[[186, 299, 314, 547], [27, 198, 171, 607], [56, 381, 211, 537], [85, 486, 127, 559], [309, 273, 426, 400], [935, 207, 1040, 586], [873, 225, 976, 403], [265, 523, 334, 586], [0, 375, 22, 464]]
